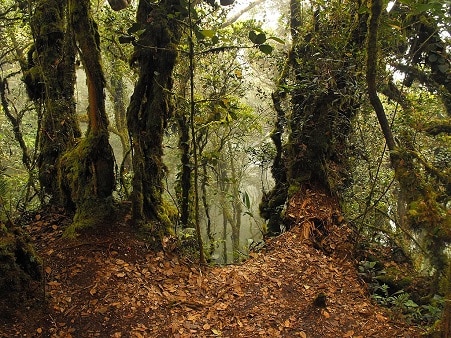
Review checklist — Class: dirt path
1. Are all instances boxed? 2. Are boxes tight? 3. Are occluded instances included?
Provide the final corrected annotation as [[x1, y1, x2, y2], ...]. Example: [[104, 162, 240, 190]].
[[1, 211, 422, 337]]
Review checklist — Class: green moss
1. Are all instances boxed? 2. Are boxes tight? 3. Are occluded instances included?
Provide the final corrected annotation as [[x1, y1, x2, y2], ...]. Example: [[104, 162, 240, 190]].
[[59, 131, 115, 237], [287, 183, 300, 197], [63, 197, 114, 238], [0, 227, 42, 296], [375, 266, 413, 291]]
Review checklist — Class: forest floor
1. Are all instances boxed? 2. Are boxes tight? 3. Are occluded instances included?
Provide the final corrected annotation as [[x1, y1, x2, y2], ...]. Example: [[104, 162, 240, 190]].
[[1, 205, 424, 338]]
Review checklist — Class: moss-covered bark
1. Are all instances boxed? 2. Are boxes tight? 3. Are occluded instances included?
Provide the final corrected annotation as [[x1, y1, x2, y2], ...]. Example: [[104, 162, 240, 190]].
[[367, 0, 449, 306], [25, 0, 81, 206], [0, 224, 41, 300], [60, 0, 115, 234], [261, 0, 367, 235], [127, 0, 184, 235]]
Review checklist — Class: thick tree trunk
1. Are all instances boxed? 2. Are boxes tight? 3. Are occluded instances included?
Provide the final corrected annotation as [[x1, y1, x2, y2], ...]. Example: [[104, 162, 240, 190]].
[[127, 0, 183, 234], [26, 0, 81, 207], [60, 0, 115, 233], [262, 0, 367, 239]]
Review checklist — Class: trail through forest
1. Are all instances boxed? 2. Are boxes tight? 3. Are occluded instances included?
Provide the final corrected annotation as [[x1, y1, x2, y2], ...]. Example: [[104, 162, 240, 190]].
[[1, 206, 422, 337]]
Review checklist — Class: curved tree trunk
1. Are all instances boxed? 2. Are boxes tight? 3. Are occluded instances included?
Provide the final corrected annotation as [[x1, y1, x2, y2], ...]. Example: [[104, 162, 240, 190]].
[[127, 0, 184, 234], [60, 0, 115, 233]]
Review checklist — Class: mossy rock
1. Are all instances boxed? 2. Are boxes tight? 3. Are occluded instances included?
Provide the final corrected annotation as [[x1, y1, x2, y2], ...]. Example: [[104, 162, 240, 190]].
[[375, 265, 413, 292], [0, 227, 42, 297]]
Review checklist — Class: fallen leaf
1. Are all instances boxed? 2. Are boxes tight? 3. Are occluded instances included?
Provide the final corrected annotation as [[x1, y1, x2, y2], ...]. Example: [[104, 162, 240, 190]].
[[299, 332, 307, 338], [211, 328, 222, 336], [376, 313, 387, 321], [97, 306, 109, 314], [45, 266, 52, 274], [36, 327, 43, 334], [343, 330, 354, 337], [116, 272, 126, 278]]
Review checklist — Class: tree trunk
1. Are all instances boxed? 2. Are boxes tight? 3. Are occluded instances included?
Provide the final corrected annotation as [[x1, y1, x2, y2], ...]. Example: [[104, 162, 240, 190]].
[[127, 0, 183, 235], [26, 0, 81, 207], [60, 0, 115, 233], [201, 162, 214, 257], [229, 143, 242, 263], [263, 0, 367, 239], [175, 63, 192, 229], [366, 0, 450, 332], [108, 60, 131, 178]]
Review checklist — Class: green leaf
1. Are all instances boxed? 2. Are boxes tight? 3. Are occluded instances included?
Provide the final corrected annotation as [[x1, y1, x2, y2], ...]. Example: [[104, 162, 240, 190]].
[[200, 29, 216, 38], [254, 33, 267, 44], [242, 191, 251, 209], [127, 23, 145, 35], [212, 36, 219, 44], [267, 36, 285, 44], [358, 4, 369, 14], [248, 30, 257, 43], [249, 31, 266, 44], [404, 299, 418, 308], [428, 54, 438, 62], [258, 44, 273, 55], [195, 30, 205, 41]]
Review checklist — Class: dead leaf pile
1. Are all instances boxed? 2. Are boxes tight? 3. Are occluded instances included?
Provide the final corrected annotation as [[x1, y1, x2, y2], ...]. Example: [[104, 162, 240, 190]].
[[1, 209, 422, 337]]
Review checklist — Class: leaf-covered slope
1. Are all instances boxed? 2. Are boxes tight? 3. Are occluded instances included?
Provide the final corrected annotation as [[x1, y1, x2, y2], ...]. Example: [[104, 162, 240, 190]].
[[1, 211, 421, 337]]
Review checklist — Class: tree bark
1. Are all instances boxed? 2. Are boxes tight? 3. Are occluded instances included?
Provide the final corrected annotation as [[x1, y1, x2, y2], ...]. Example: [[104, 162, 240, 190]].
[[127, 0, 183, 234], [59, 0, 115, 232], [27, 0, 81, 206], [366, 0, 396, 153], [366, 1, 450, 321], [262, 0, 366, 238]]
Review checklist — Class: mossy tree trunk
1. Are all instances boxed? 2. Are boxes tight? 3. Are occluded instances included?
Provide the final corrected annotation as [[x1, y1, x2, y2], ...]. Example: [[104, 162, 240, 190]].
[[108, 60, 131, 178], [228, 143, 242, 263], [127, 0, 183, 234], [261, 0, 367, 236], [367, 1, 450, 333], [174, 62, 192, 229], [59, 0, 115, 232], [26, 0, 81, 207]]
